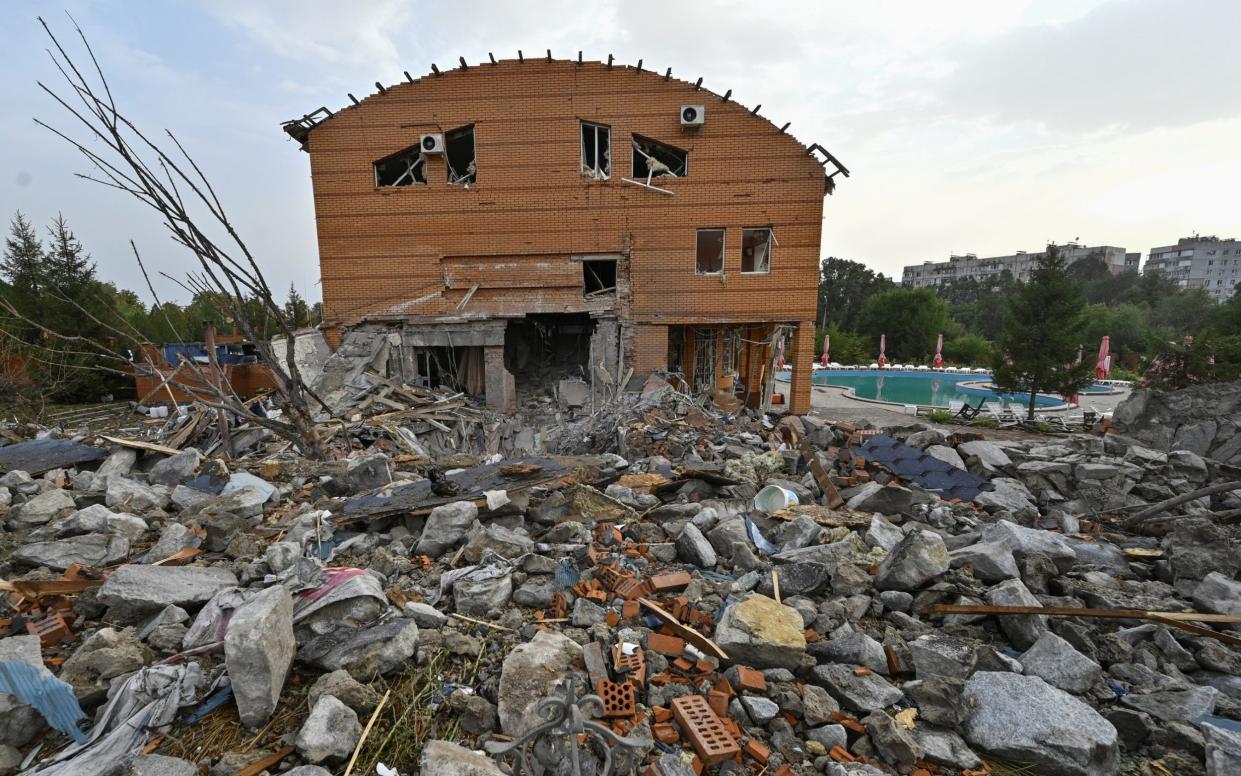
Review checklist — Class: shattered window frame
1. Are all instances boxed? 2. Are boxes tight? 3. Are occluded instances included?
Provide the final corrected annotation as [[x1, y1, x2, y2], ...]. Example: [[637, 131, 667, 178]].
[[696, 228, 725, 275], [631, 134, 688, 180], [580, 255, 619, 296], [373, 144, 428, 187], [741, 227, 773, 274], [445, 124, 477, 186], [580, 121, 611, 180]]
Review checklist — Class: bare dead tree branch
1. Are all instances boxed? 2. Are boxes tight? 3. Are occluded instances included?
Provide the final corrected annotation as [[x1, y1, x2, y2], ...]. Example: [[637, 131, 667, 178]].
[[29, 15, 333, 458]]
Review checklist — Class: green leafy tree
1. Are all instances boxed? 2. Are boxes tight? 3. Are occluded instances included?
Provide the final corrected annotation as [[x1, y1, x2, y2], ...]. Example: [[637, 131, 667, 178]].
[[858, 287, 950, 362], [817, 257, 894, 331], [44, 213, 95, 290], [942, 334, 992, 366], [992, 247, 1095, 419], [815, 324, 871, 365]]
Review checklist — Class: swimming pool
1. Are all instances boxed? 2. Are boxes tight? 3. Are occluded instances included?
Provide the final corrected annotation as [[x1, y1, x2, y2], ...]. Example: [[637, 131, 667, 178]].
[[775, 368, 1103, 408]]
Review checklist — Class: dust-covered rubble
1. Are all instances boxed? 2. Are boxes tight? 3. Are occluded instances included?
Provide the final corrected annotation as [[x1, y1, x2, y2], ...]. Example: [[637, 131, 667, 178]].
[[0, 381, 1238, 775]]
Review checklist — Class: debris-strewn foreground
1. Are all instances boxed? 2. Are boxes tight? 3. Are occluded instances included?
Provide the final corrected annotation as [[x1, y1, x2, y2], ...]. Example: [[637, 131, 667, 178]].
[[0, 381, 1239, 776]]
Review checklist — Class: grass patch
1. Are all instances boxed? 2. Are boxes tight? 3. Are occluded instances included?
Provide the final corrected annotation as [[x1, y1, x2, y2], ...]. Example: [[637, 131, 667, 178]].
[[156, 677, 310, 768], [350, 644, 485, 774], [973, 417, 999, 429], [925, 409, 954, 424]]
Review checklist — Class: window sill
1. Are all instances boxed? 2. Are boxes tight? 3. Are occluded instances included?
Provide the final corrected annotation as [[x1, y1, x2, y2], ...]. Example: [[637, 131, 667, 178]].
[[740, 270, 771, 276]]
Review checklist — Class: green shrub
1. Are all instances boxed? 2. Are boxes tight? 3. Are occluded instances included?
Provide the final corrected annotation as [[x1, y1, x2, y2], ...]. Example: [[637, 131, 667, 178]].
[[926, 409, 954, 424], [973, 417, 999, 429], [1108, 367, 1140, 382]]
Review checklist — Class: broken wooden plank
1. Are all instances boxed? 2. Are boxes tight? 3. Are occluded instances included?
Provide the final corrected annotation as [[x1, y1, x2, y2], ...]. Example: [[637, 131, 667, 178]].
[[923, 603, 1241, 647], [98, 435, 181, 456], [799, 438, 843, 508]]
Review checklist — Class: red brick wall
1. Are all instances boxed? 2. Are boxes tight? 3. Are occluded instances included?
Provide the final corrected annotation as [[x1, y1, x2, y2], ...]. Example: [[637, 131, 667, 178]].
[[301, 59, 827, 331]]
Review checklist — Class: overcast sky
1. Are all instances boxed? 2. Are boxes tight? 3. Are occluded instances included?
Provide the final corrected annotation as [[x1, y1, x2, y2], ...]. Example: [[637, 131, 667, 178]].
[[1, 0, 1238, 304]]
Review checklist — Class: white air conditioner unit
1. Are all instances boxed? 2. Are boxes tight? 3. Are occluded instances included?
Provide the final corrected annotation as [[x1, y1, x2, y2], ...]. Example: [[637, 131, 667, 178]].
[[680, 105, 705, 127], [420, 133, 445, 154]]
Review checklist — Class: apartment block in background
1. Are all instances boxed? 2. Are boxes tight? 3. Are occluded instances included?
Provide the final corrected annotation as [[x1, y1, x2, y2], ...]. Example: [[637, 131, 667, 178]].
[[1144, 236, 1241, 301], [902, 243, 1129, 288], [282, 58, 846, 414]]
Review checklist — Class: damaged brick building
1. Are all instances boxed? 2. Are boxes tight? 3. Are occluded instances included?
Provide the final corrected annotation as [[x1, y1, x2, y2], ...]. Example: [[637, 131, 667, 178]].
[[283, 57, 846, 415]]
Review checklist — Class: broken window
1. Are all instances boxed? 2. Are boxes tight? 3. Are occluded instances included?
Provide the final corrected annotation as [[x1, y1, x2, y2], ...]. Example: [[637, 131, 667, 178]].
[[581, 121, 611, 179], [742, 228, 773, 274], [632, 135, 687, 181], [696, 229, 725, 274], [582, 257, 618, 295], [446, 125, 476, 185], [374, 145, 427, 187]]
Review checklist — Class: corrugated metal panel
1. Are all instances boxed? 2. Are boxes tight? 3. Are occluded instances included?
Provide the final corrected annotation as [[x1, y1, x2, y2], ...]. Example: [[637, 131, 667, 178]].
[[0, 660, 88, 743], [861, 435, 993, 502]]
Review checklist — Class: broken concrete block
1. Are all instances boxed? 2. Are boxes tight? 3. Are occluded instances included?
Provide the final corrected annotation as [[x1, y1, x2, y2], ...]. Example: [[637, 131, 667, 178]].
[[224, 586, 294, 729], [98, 565, 238, 621], [497, 630, 581, 737], [713, 593, 806, 670], [874, 529, 949, 592]]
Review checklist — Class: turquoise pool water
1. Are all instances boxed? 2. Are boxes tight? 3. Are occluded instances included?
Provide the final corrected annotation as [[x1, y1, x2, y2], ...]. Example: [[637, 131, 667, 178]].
[[777, 369, 1073, 407]]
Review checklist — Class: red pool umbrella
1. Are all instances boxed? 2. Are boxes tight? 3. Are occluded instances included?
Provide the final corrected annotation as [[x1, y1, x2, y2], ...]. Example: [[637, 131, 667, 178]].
[[1095, 336, 1111, 380], [932, 333, 944, 369], [878, 334, 887, 367], [820, 334, 830, 367]]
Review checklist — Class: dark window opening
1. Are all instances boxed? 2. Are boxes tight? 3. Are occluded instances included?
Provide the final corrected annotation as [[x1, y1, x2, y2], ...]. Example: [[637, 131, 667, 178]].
[[374, 145, 427, 187], [581, 121, 611, 179], [446, 125, 476, 185], [632, 135, 687, 181], [583, 258, 618, 295], [742, 228, 773, 274], [696, 228, 725, 274]]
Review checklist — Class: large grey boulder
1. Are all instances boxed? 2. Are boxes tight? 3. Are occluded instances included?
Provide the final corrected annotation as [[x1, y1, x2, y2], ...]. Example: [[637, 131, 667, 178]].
[[874, 530, 949, 591], [982, 520, 1077, 571], [462, 523, 533, 564], [958, 440, 1012, 472], [89, 448, 137, 492], [974, 477, 1038, 517], [420, 740, 505, 776], [98, 565, 238, 620], [1020, 631, 1102, 694], [1194, 572, 1241, 616], [846, 482, 929, 514], [817, 630, 888, 675], [1121, 685, 1218, 723], [52, 503, 147, 543], [225, 585, 294, 729], [713, 594, 806, 669], [984, 578, 1048, 649], [811, 663, 903, 713], [963, 672, 1118, 776], [1169, 518, 1237, 583], [298, 619, 419, 680], [498, 630, 582, 737], [908, 634, 978, 680], [105, 477, 170, 513], [454, 570, 513, 615], [415, 501, 478, 557], [9, 488, 76, 528], [59, 627, 153, 706], [13, 533, 128, 570], [127, 753, 198, 776], [677, 523, 717, 568], [147, 449, 202, 487], [948, 542, 1018, 582], [1204, 722, 1241, 776], [295, 695, 361, 763], [346, 453, 391, 493]]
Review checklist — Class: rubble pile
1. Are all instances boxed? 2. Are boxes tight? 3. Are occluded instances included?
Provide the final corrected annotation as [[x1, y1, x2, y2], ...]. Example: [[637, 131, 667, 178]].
[[0, 382, 1238, 776]]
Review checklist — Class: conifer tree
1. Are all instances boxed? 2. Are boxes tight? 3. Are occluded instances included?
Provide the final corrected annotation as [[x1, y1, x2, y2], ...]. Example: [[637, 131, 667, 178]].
[[992, 246, 1095, 419], [1, 211, 44, 293], [44, 213, 95, 290]]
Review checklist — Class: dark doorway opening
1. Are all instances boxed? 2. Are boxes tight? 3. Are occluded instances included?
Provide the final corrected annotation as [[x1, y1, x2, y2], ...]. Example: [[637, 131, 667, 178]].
[[505, 313, 595, 399]]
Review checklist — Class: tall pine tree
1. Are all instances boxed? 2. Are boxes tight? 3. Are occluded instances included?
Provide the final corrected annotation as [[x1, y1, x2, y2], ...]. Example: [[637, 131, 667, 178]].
[[44, 213, 95, 290], [992, 246, 1095, 419], [284, 283, 310, 328], [1, 211, 44, 293]]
